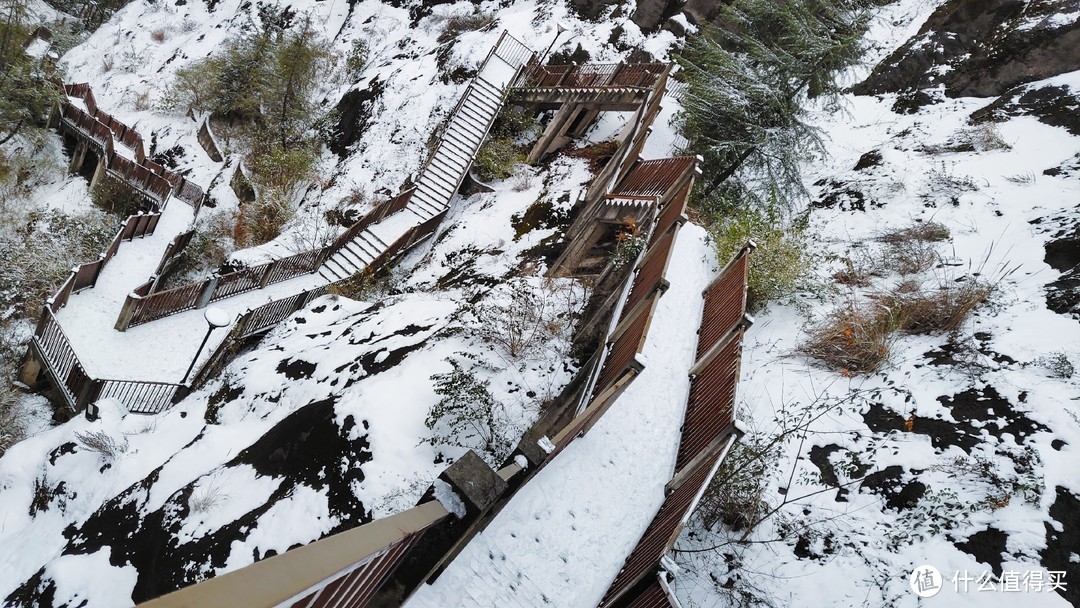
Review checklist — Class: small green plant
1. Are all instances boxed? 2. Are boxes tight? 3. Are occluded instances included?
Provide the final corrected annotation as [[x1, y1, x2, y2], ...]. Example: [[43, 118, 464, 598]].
[[611, 216, 645, 267], [473, 137, 524, 182], [91, 177, 148, 218], [425, 355, 511, 464], [345, 39, 368, 79], [708, 196, 814, 313], [472, 109, 535, 181]]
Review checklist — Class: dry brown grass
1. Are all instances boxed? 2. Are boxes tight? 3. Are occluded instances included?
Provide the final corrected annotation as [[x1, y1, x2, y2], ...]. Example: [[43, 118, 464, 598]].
[[881, 280, 991, 335], [800, 302, 895, 374], [877, 221, 950, 244], [802, 279, 992, 374]]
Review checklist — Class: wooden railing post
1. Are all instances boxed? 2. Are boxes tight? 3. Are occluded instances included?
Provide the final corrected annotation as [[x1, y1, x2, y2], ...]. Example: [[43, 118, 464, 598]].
[[196, 275, 218, 309], [115, 293, 140, 331]]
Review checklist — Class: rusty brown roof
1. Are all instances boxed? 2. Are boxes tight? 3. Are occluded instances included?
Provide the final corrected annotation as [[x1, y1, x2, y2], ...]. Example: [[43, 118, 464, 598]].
[[612, 157, 698, 199]]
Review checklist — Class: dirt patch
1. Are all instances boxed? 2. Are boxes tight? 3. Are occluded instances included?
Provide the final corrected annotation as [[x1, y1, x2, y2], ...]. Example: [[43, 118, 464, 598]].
[[859, 465, 926, 511], [862, 386, 1045, 453]]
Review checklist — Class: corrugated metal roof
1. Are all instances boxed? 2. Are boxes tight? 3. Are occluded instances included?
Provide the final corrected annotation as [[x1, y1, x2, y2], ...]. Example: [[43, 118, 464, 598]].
[[599, 451, 722, 608], [613, 157, 697, 199], [696, 253, 749, 360], [676, 332, 741, 473], [622, 577, 678, 608]]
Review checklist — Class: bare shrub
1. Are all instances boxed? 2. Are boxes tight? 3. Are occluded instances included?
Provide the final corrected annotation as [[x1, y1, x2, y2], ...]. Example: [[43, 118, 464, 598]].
[[436, 11, 494, 43], [425, 354, 513, 465], [884, 237, 940, 276], [799, 302, 896, 374], [133, 92, 152, 111], [879, 280, 991, 334], [74, 429, 129, 460], [877, 221, 950, 244], [470, 278, 586, 360], [1034, 352, 1075, 379]]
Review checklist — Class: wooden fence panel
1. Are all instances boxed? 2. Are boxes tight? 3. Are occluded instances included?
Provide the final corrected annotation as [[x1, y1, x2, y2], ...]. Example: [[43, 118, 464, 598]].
[[129, 280, 205, 326], [265, 250, 321, 284], [240, 292, 308, 338], [34, 309, 85, 408], [210, 267, 264, 302], [50, 272, 76, 312], [72, 258, 103, 292]]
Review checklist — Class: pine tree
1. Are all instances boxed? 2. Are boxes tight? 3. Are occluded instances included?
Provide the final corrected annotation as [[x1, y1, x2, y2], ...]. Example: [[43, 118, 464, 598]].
[[0, 0, 60, 144], [677, 0, 872, 202]]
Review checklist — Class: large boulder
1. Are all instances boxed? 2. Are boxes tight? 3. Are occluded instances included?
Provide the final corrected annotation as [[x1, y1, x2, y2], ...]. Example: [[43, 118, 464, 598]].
[[855, 0, 1080, 99]]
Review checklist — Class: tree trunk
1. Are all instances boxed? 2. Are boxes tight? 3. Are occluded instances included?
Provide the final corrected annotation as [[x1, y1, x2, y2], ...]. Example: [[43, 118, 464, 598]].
[[701, 146, 756, 199]]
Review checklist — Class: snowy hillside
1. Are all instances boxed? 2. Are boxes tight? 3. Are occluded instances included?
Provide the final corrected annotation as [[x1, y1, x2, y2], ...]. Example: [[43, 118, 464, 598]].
[[1, 0, 1079, 605]]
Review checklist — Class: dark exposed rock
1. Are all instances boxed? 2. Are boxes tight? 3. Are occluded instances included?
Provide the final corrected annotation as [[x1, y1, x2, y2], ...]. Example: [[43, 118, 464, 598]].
[[854, 150, 883, 171], [955, 527, 1008, 577], [1041, 486, 1080, 606], [328, 79, 384, 159], [855, 0, 1080, 99], [971, 84, 1080, 136], [3, 398, 373, 606]]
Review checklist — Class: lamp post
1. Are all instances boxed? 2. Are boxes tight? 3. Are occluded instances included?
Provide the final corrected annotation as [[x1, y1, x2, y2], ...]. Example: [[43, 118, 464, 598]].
[[539, 22, 568, 65], [182, 306, 231, 385]]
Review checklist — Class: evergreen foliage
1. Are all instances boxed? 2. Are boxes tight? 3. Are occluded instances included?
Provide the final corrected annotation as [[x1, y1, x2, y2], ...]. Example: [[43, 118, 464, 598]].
[[677, 0, 872, 201], [166, 10, 329, 246], [0, 0, 61, 145]]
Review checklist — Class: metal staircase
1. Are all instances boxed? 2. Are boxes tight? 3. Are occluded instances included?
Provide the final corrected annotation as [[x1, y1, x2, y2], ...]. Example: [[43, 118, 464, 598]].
[[318, 32, 534, 282]]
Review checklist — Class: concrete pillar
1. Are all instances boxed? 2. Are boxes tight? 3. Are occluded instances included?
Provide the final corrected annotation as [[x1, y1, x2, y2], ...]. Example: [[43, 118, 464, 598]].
[[68, 140, 88, 173], [88, 155, 107, 193], [19, 346, 43, 387], [566, 106, 601, 138]]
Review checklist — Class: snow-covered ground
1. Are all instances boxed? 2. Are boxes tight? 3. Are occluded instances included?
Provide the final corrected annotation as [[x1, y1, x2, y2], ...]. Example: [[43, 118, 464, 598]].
[[4, 0, 1080, 605], [408, 223, 719, 607], [668, 1, 1080, 606]]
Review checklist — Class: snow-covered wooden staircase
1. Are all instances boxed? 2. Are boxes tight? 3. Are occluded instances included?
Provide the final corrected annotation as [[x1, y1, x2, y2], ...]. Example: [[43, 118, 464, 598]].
[[319, 230, 390, 282], [318, 32, 534, 281]]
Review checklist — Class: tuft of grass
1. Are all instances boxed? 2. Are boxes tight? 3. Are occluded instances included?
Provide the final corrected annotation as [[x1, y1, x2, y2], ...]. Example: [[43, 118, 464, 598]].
[[800, 302, 895, 374], [437, 12, 494, 43], [880, 280, 991, 335], [877, 221, 950, 244], [802, 279, 992, 374]]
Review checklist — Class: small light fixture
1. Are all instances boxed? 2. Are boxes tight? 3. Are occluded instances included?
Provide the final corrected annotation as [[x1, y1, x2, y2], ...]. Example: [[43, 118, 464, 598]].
[[182, 307, 231, 385]]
